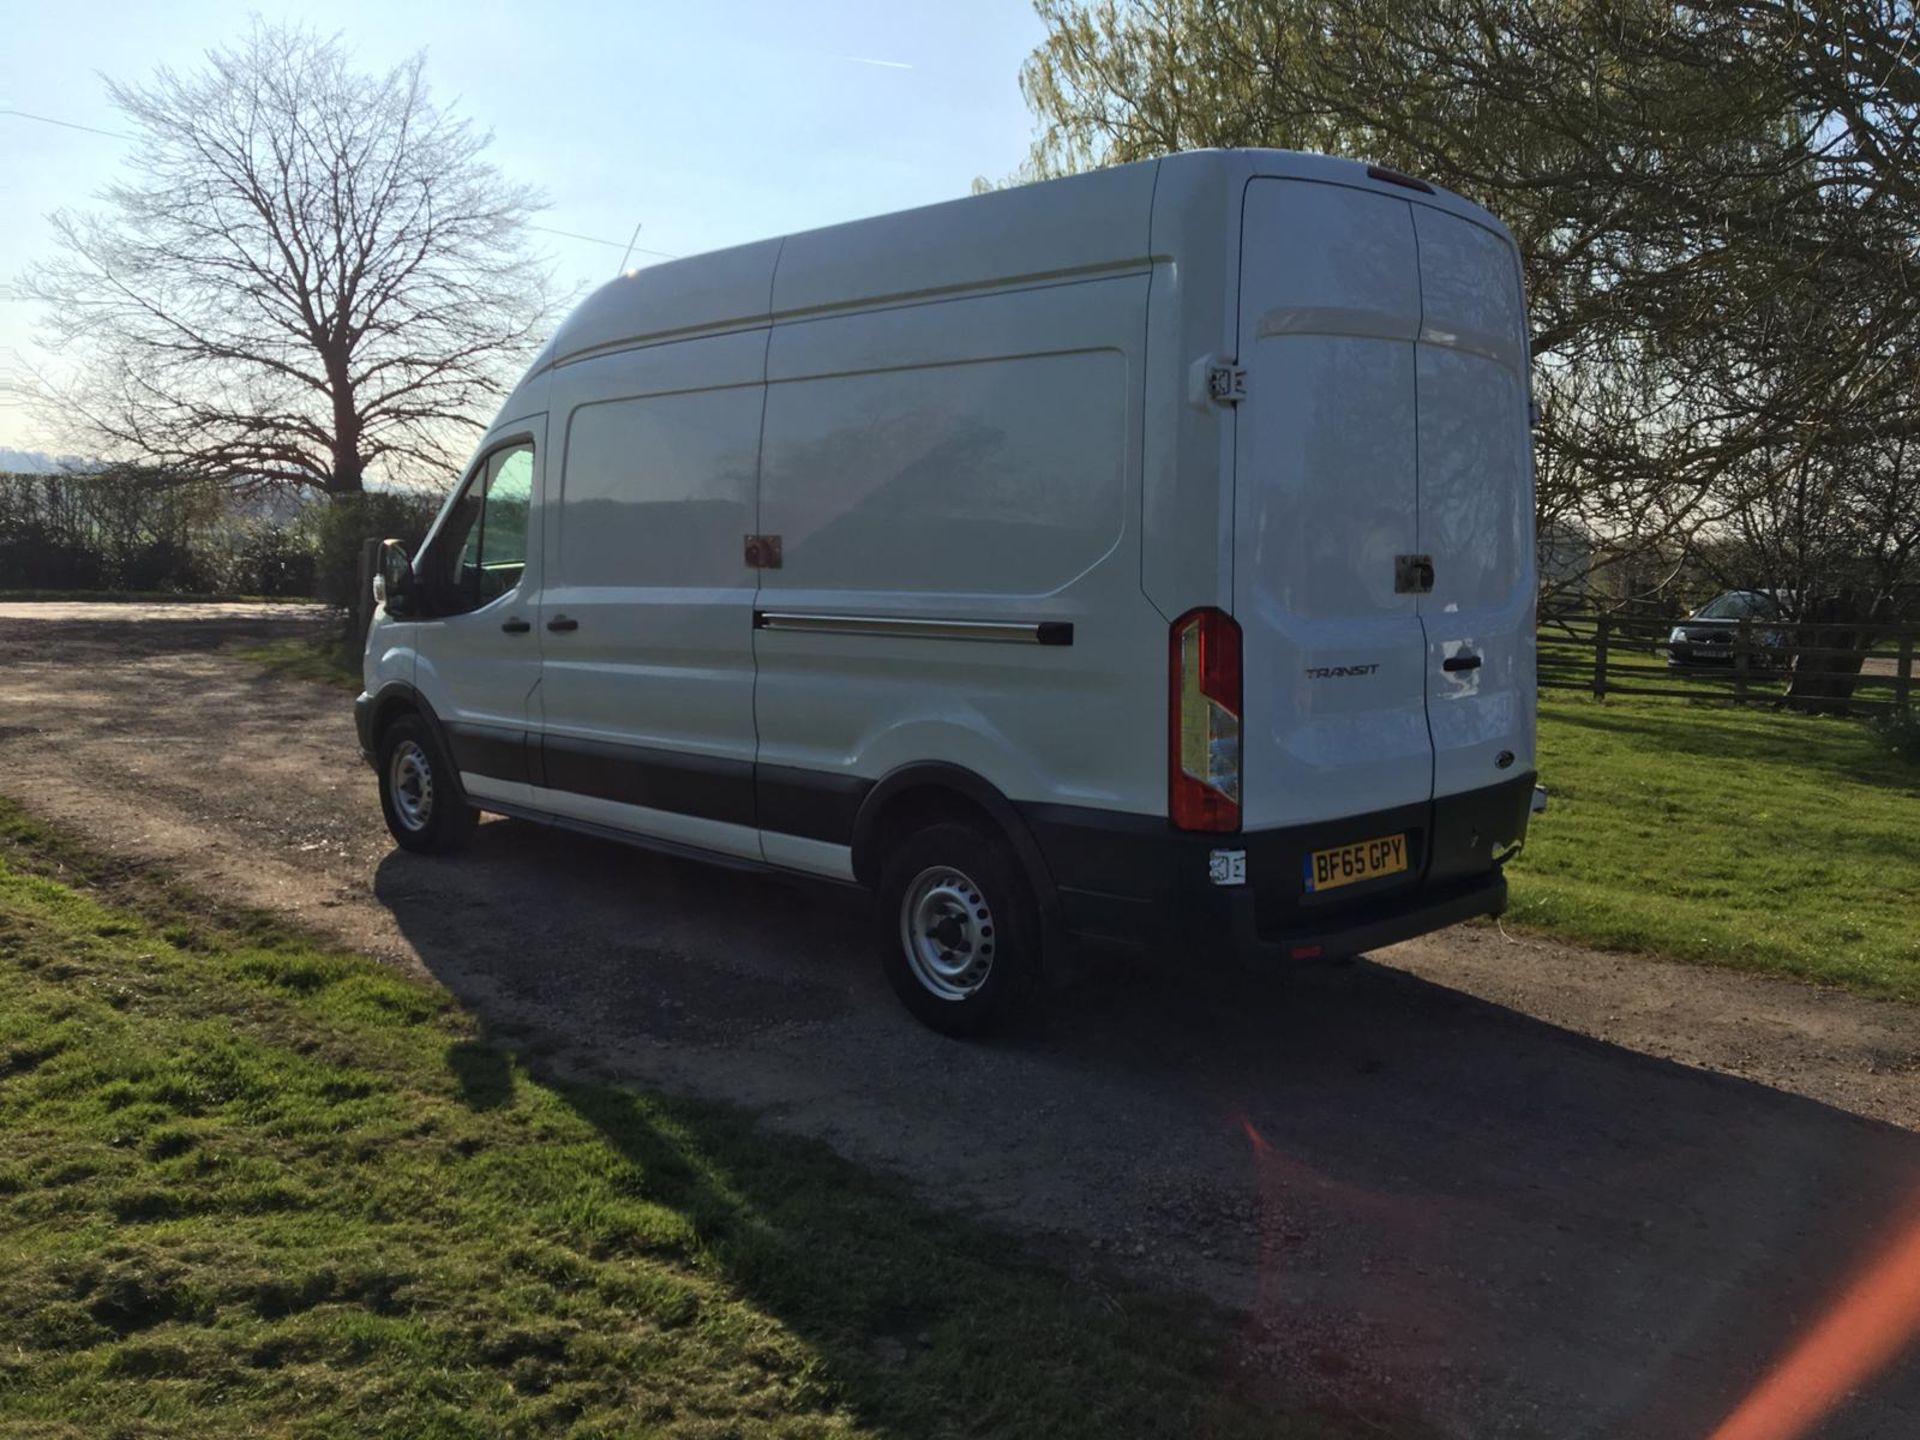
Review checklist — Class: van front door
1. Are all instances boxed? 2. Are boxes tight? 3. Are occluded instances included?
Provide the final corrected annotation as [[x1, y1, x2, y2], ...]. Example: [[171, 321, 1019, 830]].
[[412, 425, 546, 810]]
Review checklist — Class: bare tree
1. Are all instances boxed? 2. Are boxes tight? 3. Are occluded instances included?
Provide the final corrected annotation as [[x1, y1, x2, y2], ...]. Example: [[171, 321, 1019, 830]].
[[19, 24, 559, 497]]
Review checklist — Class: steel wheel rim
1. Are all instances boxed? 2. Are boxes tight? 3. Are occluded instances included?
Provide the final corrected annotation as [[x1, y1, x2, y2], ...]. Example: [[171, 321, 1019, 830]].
[[899, 865, 995, 1001], [389, 739, 434, 832]]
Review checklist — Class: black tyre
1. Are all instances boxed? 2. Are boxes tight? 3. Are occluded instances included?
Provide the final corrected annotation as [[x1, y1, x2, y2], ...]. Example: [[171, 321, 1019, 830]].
[[376, 714, 478, 854], [874, 818, 1041, 1037]]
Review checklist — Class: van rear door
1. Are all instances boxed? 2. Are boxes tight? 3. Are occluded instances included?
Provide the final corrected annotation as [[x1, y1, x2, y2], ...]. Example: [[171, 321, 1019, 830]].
[[1232, 179, 1433, 833], [1410, 206, 1536, 801]]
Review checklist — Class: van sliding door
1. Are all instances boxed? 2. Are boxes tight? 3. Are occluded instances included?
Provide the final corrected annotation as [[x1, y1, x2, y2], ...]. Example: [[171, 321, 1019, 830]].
[[533, 334, 767, 861]]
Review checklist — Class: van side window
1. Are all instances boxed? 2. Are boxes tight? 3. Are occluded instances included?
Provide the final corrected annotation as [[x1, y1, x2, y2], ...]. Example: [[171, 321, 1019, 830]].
[[558, 390, 759, 589], [477, 447, 532, 601], [438, 442, 533, 613]]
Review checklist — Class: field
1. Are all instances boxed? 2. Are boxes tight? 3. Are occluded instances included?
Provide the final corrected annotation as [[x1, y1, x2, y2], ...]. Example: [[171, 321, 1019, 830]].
[[0, 801, 1365, 1439], [10, 601, 1920, 1438], [1507, 693, 1920, 1000]]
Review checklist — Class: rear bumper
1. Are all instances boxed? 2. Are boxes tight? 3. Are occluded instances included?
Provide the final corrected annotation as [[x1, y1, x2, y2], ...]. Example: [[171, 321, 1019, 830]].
[[1667, 643, 1732, 665], [1222, 870, 1508, 961], [1018, 772, 1534, 964], [1667, 645, 1783, 668]]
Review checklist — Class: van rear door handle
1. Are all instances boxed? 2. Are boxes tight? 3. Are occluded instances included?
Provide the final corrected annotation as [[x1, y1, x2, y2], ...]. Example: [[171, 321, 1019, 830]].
[[546, 615, 579, 633], [1443, 653, 1482, 672], [500, 617, 531, 634]]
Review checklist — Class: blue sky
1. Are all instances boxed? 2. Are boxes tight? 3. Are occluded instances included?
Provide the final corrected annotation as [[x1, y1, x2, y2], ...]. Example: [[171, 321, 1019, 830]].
[[0, 0, 1050, 451]]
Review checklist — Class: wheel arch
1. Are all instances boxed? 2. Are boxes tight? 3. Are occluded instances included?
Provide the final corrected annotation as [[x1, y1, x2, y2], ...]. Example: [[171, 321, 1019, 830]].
[[849, 763, 1062, 925], [366, 681, 450, 754]]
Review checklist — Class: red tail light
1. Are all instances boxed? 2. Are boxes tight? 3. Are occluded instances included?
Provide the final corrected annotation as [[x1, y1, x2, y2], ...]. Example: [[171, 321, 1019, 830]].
[[1169, 607, 1242, 832]]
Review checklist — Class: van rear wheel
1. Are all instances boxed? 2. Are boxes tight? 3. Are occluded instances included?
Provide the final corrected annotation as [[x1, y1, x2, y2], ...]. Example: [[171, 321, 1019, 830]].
[[874, 819, 1039, 1036], [377, 715, 477, 855]]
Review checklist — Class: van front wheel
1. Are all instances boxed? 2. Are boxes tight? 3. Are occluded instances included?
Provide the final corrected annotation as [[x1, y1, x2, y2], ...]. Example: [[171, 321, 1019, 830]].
[[875, 819, 1039, 1036], [377, 715, 477, 855]]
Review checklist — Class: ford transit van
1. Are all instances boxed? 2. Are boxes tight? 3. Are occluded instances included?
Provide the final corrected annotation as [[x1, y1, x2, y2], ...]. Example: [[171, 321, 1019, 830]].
[[357, 149, 1539, 1035]]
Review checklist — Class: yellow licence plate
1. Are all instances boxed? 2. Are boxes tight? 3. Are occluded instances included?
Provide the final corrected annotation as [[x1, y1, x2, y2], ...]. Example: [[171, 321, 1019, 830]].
[[1303, 833, 1409, 893]]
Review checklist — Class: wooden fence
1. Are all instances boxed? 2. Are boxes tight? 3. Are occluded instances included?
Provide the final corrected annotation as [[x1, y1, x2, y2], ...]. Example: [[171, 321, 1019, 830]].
[[1537, 613, 1916, 713]]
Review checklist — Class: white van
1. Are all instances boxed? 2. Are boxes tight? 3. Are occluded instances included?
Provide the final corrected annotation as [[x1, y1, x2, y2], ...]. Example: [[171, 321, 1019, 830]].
[[359, 149, 1539, 1035]]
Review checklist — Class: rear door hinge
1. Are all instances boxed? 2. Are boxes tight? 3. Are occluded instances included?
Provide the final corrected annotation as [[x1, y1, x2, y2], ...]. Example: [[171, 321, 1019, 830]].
[[1191, 355, 1247, 408], [1208, 362, 1248, 405]]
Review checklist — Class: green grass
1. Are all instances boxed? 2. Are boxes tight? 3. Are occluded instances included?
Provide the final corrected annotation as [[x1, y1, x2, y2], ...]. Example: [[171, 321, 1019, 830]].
[[0, 801, 1377, 1440], [227, 634, 361, 691], [1507, 694, 1920, 1000]]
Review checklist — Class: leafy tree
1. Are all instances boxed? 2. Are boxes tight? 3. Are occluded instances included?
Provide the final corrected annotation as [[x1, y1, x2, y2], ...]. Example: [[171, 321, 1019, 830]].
[[19, 23, 559, 498], [1018, 1, 1920, 705]]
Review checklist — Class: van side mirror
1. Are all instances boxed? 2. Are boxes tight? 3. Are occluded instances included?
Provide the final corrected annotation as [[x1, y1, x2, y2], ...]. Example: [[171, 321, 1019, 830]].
[[375, 538, 417, 616]]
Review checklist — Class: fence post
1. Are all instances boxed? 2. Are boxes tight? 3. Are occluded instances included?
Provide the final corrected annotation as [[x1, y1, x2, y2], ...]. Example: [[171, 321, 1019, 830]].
[[1899, 631, 1914, 716], [1734, 616, 1751, 702], [1593, 616, 1611, 699]]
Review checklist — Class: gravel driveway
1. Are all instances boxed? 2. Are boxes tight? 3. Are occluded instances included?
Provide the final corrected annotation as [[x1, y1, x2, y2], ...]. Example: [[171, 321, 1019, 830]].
[[4, 601, 1919, 1439]]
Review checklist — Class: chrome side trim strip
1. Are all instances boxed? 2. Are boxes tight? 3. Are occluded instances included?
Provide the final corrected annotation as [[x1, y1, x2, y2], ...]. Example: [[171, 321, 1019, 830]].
[[754, 611, 1073, 646]]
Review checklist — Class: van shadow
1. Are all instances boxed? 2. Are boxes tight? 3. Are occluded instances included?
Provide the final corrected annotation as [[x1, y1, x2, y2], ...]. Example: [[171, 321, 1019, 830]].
[[374, 817, 1920, 1440]]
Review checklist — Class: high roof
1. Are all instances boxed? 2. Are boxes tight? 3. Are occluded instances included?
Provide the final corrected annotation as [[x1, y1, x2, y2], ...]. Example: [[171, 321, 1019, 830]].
[[537, 150, 1507, 371]]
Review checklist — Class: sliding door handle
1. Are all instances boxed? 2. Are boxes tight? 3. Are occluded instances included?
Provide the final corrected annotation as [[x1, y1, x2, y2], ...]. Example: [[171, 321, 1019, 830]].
[[500, 617, 531, 634], [546, 615, 579, 633], [1442, 653, 1482, 673]]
